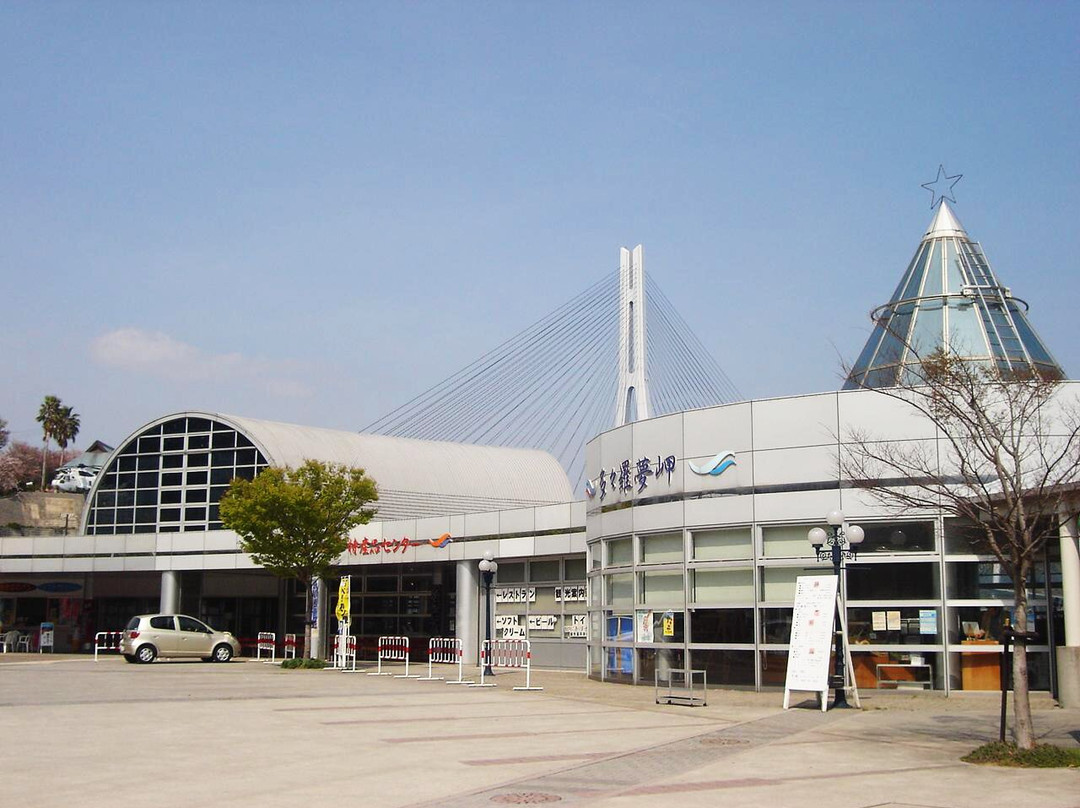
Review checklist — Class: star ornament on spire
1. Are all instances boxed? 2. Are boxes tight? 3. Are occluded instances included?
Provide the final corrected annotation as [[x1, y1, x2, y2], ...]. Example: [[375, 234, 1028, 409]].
[[921, 164, 963, 208]]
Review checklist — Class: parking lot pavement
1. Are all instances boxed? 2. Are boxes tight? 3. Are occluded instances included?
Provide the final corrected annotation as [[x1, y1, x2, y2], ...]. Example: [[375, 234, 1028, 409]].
[[2, 655, 1077, 808]]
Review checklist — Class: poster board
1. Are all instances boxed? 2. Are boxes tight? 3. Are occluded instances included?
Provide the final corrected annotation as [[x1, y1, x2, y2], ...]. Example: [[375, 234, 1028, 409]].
[[783, 575, 838, 710]]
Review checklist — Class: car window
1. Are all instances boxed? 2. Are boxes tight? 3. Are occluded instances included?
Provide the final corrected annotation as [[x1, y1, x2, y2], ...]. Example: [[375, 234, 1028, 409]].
[[125, 616, 141, 630], [178, 616, 210, 633], [149, 616, 176, 630]]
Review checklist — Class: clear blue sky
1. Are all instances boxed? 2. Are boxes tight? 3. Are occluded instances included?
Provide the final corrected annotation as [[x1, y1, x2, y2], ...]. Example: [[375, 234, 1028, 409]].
[[2, 2, 1077, 449]]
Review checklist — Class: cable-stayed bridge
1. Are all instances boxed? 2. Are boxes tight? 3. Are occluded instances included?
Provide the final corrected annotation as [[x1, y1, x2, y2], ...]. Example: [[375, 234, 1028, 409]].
[[364, 246, 741, 494]]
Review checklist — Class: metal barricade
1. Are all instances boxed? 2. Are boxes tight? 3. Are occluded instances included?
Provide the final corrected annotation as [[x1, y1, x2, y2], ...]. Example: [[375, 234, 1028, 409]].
[[330, 634, 358, 671], [418, 637, 471, 684], [283, 633, 299, 660], [368, 635, 411, 677], [469, 639, 542, 691], [93, 631, 124, 661], [257, 631, 276, 662]]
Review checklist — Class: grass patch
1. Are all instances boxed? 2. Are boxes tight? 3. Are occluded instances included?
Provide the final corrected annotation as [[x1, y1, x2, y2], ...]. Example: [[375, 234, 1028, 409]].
[[962, 741, 1080, 768], [280, 657, 328, 670]]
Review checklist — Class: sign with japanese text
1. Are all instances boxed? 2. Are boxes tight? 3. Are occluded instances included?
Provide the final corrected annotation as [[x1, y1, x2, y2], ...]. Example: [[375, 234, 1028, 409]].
[[662, 610, 675, 637], [555, 585, 586, 602], [565, 614, 588, 639], [346, 537, 412, 556], [527, 614, 557, 631], [919, 609, 937, 635], [335, 575, 351, 622], [495, 587, 536, 604], [496, 615, 525, 639], [589, 454, 677, 501], [636, 610, 654, 643], [784, 575, 838, 694]]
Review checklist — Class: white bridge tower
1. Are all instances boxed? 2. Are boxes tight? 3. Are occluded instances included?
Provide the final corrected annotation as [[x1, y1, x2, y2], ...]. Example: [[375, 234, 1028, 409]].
[[614, 244, 651, 426]]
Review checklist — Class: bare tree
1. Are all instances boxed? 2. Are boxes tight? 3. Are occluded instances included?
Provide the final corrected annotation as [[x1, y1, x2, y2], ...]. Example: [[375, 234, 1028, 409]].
[[843, 348, 1080, 749]]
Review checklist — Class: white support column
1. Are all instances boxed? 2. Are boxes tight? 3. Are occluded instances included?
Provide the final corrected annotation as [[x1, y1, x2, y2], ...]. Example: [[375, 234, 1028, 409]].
[[1061, 510, 1080, 646], [159, 570, 180, 614], [614, 244, 651, 427], [1057, 507, 1080, 706], [456, 560, 479, 665]]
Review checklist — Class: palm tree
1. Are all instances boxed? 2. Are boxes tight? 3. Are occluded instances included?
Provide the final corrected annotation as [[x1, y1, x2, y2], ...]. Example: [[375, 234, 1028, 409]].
[[36, 395, 62, 489], [55, 406, 81, 466]]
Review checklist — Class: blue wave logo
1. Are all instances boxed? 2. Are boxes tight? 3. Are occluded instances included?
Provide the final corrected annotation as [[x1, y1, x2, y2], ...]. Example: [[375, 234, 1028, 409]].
[[585, 478, 596, 498], [688, 451, 737, 477]]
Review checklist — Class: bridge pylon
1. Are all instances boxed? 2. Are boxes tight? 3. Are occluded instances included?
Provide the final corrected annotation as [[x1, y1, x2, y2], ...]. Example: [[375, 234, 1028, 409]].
[[614, 244, 651, 426]]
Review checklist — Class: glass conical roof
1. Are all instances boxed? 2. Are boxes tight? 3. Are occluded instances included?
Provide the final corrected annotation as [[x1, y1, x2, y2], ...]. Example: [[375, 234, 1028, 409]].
[[844, 200, 1065, 389]]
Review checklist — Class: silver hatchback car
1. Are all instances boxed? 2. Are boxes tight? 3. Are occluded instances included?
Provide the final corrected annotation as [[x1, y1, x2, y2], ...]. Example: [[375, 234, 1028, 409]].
[[119, 614, 241, 664]]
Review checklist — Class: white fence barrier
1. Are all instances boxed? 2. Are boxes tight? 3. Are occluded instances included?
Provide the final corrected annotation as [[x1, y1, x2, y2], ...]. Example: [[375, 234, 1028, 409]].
[[283, 633, 299, 660], [368, 636, 413, 677], [470, 639, 542, 691], [418, 637, 471, 684], [331, 634, 358, 671], [94, 631, 123, 661], [257, 632, 276, 663]]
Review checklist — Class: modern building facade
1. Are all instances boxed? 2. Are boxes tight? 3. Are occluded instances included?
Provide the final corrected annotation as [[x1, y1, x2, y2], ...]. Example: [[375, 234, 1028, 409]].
[[583, 385, 1079, 694], [1, 198, 1078, 701]]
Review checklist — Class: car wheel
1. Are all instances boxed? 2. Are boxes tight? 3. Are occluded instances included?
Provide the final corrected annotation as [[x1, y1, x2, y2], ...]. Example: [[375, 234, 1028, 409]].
[[212, 644, 233, 663], [135, 644, 157, 664], [123, 654, 137, 664]]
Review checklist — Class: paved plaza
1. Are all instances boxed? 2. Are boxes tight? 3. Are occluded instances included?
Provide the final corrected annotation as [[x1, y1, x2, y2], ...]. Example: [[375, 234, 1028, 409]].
[[1, 654, 1078, 808]]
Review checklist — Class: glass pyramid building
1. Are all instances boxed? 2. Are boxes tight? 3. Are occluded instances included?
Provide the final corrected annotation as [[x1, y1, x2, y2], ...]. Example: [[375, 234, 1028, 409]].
[[844, 200, 1065, 389]]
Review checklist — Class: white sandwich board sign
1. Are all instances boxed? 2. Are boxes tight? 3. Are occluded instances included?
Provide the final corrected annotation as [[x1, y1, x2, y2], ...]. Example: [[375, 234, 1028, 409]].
[[783, 575, 838, 711]]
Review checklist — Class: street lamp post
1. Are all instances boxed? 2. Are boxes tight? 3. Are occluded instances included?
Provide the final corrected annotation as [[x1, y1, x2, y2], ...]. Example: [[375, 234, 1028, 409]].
[[478, 551, 499, 676], [807, 510, 864, 709]]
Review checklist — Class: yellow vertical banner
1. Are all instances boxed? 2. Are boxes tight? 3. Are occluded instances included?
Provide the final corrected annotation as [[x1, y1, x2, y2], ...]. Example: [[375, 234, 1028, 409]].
[[335, 575, 351, 622]]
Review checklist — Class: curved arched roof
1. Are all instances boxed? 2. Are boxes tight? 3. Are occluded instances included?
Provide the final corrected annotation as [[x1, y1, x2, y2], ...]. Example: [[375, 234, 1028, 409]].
[[221, 413, 573, 511], [86, 411, 573, 528]]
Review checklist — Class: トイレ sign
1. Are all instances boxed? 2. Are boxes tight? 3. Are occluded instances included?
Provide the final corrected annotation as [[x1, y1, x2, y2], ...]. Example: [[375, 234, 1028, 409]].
[[565, 614, 588, 639]]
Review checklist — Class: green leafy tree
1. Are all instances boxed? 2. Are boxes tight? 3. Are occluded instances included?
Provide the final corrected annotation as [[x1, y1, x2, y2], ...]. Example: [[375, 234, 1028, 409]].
[[36, 395, 63, 489], [219, 460, 378, 657], [55, 405, 81, 466]]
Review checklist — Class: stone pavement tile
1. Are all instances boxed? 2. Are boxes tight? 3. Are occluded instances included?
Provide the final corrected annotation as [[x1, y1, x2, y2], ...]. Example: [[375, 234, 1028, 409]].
[[587, 710, 1080, 808], [3, 658, 1078, 808]]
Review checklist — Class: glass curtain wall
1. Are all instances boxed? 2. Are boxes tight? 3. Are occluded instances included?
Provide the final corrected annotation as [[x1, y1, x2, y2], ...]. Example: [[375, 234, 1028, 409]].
[[86, 416, 269, 535], [588, 517, 1056, 692]]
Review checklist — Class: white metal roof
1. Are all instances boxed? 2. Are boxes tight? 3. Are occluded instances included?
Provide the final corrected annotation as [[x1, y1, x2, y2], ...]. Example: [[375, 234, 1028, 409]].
[[214, 413, 574, 515]]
